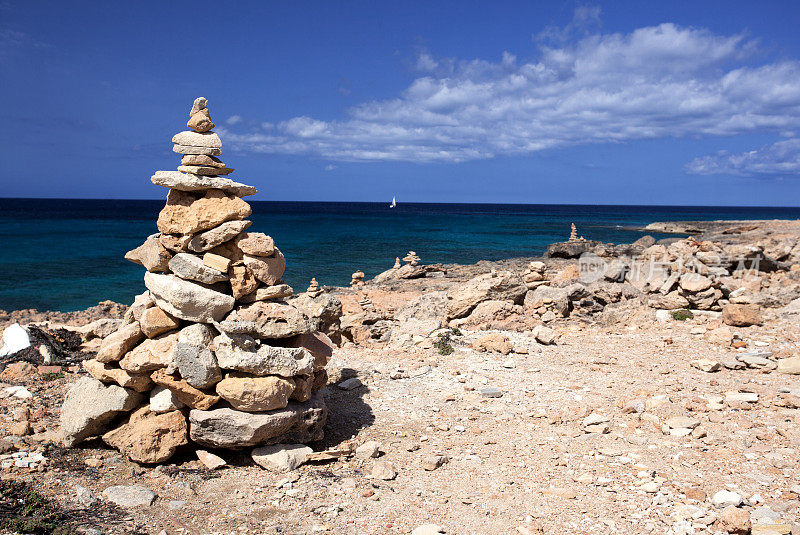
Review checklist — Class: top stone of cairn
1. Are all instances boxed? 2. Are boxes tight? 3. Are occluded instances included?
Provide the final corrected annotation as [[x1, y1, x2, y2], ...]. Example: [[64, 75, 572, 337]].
[[187, 96, 215, 133]]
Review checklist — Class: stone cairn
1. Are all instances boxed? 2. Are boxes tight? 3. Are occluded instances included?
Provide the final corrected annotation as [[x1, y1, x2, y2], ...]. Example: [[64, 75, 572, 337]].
[[306, 278, 323, 298], [403, 251, 421, 266], [569, 223, 585, 242], [59, 98, 330, 464], [350, 270, 365, 287]]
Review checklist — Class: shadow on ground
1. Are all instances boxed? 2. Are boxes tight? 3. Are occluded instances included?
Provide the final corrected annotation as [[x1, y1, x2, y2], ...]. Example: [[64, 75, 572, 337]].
[[316, 368, 375, 449]]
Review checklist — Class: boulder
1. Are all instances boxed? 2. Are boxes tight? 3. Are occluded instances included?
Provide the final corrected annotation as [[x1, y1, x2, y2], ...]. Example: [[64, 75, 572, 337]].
[[235, 232, 275, 256], [251, 443, 312, 472], [224, 301, 310, 339], [524, 286, 570, 317], [83, 359, 153, 393], [149, 385, 185, 413], [139, 306, 180, 338], [96, 322, 145, 363], [215, 373, 295, 412], [243, 250, 286, 285], [186, 220, 252, 253], [157, 189, 252, 235], [722, 304, 763, 326], [286, 293, 342, 336], [648, 291, 690, 310], [545, 240, 603, 258], [169, 253, 229, 284], [391, 291, 447, 340], [102, 407, 188, 464], [188, 394, 327, 449], [151, 171, 257, 198], [679, 273, 713, 293], [447, 271, 527, 319], [61, 377, 144, 447], [173, 324, 222, 389], [124, 234, 172, 272], [213, 332, 314, 377], [472, 333, 513, 354], [119, 332, 178, 373], [144, 272, 235, 323], [150, 369, 220, 410]]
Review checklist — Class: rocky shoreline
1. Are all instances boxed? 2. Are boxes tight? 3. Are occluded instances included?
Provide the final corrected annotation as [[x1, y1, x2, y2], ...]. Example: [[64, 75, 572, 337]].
[[2, 209, 800, 533]]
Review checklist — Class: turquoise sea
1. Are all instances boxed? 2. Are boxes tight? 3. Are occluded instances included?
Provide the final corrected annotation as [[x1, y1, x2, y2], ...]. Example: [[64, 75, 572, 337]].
[[1, 199, 798, 312]]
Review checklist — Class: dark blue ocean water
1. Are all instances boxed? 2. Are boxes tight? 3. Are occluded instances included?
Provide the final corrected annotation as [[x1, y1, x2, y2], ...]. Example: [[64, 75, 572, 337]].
[[1, 198, 798, 312]]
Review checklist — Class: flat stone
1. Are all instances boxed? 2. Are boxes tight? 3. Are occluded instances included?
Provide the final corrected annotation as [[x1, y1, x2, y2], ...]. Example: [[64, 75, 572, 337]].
[[480, 387, 503, 398], [665, 416, 701, 429], [124, 234, 172, 272], [243, 250, 286, 285], [157, 189, 252, 235], [224, 301, 310, 339], [338, 377, 363, 390], [181, 154, 225, 167], [177, 165, 234, 176], [251, 443, 312, 472], [203, 252, 231, 272], [212, 332, 314, 377], [196, 450, 226, 469], [412, 525, 445, 535], [152, 170, 255, 196], [422, 454, 448, 471], [173, 324, 222, 389], [777, 357, 800, 375], [679, 273, 713, 293], [690, 358, 721, 372], [172, 144, 222, 156], [188, 394, 327, 449], [186, 220, 252, 253], [144, 272, 235, 323], [102, 408, 188, 464], [354, 441, 381, 459], [96, 322, 145, 363], [235, 233, 275, 256], [238, 284, 294, 303], [139, 306, 180, 338], [61, 377, 144, 447], [216, 373, 294, 412], [149, 385, 185, 413], [172, 131, 221, 148], [725, 391, 759, 404], [169, 253, 229, 284], [83, 359, 153, 393], [101, 485, 157, 508], [150, 369, 220, 410], [119, 332, 178, 373]]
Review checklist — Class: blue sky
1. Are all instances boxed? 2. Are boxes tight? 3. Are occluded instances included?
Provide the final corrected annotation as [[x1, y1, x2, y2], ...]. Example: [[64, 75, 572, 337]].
[[1, 1, 799, 205]]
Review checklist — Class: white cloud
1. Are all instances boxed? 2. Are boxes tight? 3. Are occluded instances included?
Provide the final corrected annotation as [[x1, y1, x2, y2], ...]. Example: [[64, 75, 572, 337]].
[[685, 138, 800, 177], [324, 164, 337, 171], [226, 115, 243, 125], [222, 11, 800, 166]]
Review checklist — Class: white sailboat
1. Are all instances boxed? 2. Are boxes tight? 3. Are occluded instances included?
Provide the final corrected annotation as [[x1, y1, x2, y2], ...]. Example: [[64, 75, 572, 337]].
[[389, 195, 396, 208]]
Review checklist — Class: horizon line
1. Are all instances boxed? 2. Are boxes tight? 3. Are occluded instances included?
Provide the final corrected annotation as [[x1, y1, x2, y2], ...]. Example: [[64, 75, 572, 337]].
[[1, 197, 800, 210]]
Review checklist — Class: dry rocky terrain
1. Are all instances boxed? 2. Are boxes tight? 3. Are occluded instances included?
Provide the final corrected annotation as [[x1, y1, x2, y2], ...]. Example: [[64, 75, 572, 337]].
[[1, 219, 799, 535]]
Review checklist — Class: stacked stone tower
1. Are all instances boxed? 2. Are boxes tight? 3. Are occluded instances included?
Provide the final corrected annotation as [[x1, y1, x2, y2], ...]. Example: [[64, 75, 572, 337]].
[[60, 98, 330, 463]]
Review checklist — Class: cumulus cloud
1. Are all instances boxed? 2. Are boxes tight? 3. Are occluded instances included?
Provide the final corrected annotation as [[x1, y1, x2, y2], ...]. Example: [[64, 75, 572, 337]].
[[686, 138, 800, 176], [222, 11, 800, 165], [226, 115, 243, 126]]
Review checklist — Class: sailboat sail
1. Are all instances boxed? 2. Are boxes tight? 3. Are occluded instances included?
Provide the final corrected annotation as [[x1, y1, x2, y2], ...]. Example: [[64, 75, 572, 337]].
[[390, 196, 396, 208]]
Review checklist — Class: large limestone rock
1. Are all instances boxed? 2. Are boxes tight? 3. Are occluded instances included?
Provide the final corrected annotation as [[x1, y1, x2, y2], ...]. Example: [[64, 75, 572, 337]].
[[149, 369, 219, 410], [243, 249, 286, 285], [61, 377, 144, 447], [173, 324, 222, 388], [229, 265, 259, 300], [648, 291, 690, 310], [119, 332, 178, 373], [546, 240, 603, 258], [96, 322, 145, 363], [188, 394, 327, 448], [213, 333, 314, 376], [523, 286, 570, 317], [102, 407, 188, 464], [238, 283, 294, 303], [144, 272, 235, 323], [151, 171, 257, 197], [169, 253, 229, 284], [186, 220, 252, 253], [172, 131, 222, 148], [157, 189, 252, 235], [225, 301, 310, 339], [679, 273, 713, 293], [447, 271, 527, 319], [83, 359, 153, 393], [215, 373, 295, 412], [722, 304, 763, 326], [124, 234, 172, 272], [235, 233, 275, 256], [139, 306, 180, 338]]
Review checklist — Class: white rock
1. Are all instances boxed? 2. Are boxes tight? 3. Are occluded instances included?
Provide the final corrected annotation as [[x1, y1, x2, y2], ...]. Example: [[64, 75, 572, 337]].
[[149, 386, 185, 413], [171, 131, 221, 148], [144, 272, 235, 323], [151, 171, 256, 197], [251, 443, 312, 472], [711, 489, 742, 508], [0, 323, 30, 357], [355, 441, 382, 459], [196, 450, 226, 470], [412, 525, 445, 535], [102, 485, 157, 507]]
